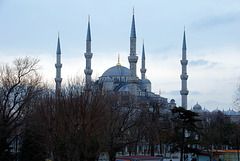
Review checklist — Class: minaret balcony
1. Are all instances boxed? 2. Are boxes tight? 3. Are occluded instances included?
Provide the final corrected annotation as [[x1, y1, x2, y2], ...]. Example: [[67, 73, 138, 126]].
[[84, 52, 93, 59], [180, 90, 189, 95], [55, 64, 62, 68], [128, 56, 138, 63], [140, 69, 146, 73], [180, 74, 188, 80], [84, 69, 93, 75], [180, 60, 188, 65], [55, 77, 62, 82]]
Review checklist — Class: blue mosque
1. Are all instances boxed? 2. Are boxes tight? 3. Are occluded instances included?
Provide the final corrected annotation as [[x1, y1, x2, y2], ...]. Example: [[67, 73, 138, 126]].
[[54, 10, 240, 119], [54, 10, 190, 110]]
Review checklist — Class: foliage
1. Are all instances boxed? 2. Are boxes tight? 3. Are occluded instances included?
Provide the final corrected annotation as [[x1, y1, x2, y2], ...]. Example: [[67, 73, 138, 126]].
[[170, 107, 200, 161]]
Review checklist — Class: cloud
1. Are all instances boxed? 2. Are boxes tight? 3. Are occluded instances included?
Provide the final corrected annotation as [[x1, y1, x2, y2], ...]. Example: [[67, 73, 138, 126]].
[[163, 90, 179, 96], [189, 59, 208, 66], [192, 12, 240, 30], [189, 59, 219, 69], [190, 91, 201, 95]]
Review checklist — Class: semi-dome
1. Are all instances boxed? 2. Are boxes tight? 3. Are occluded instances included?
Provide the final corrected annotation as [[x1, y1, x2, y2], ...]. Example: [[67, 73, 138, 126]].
[[142, 79, 151, 84], [193, 103, 202, 110], [118, 84, 142, 92], [202, 108, 210, 113], [102, 66, 130, 77], [104, 77, 113, 82]]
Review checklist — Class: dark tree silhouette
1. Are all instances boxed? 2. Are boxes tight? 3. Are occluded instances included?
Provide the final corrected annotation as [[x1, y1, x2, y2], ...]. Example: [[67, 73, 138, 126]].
[[171, 107, 200, 161], [0, 57, 43, 160]]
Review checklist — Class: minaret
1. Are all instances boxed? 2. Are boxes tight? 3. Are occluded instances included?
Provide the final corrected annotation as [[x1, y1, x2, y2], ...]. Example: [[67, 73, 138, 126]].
[[84, 15, 93, 89], [128, 9, 138, 97], [140, 40, 146, 80], [180, 28, 189, 109], [55, 32, 62, 94]]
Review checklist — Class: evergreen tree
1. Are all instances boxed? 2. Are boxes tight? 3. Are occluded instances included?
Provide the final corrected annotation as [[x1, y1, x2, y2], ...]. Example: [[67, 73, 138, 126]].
[[171, 107, 200, 161]]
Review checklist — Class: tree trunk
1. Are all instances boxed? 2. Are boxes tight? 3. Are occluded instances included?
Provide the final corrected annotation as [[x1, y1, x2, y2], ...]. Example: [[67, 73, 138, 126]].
[[108, 150, 116, 161], [180, 127, 185, 161], [150, 141, 154, 156]]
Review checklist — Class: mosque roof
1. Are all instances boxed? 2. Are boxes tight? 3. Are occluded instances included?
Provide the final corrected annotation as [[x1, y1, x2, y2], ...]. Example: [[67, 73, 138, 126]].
[[170, 99, 175, 103], [202, 108, 210, 113], [193, 103, 202, 110], [102, 66, 130, 77], [212, 109, 221, 113], [118, 84, 142, 92], [224, 109, 237, 115], [104, 77, 113, 82], [142, 78, 151, 84]]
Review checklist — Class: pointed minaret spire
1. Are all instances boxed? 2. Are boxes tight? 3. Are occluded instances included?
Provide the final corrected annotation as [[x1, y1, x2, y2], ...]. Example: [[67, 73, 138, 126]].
[[56, 32, 61, 54], [140, 40, 146, 80], [180, 27, 189, 109], [128, 9, 138, 98], [130, 8, 136, 38], [84, 15, 93, 89], [87, 15, 91, 41], [55, 32, 63, 94], [182, 27, 186, 51]]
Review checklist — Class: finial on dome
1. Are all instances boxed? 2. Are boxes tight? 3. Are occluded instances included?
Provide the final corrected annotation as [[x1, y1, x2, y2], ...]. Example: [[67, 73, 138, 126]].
[[88, 14, 90, 22], [133, 7, 134, 15], [58, 31, 60, 37], [159, 89, 161, 97], [184, 26, 186, 31], [116, 54, 121, 66]]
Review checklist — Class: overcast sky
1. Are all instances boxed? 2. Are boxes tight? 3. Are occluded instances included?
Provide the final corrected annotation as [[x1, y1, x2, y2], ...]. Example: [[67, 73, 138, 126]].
[[0, 0, 239, 111]]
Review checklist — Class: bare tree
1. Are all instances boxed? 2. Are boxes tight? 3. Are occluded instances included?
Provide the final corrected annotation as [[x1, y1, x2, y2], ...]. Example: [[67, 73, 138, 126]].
[[140, 100, 172, 156], [0, 57, 43, 160], [104, 93, 141, 161], [199, 112, 235, 161], [31, 78, 108, 161]]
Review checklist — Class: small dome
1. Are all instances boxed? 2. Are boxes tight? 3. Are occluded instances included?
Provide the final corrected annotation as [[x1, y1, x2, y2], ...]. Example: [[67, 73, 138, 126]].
[[212, 109, 222, 113], [202, 108, 210, 113], [225, 109, 237, 115], [104, 77, 113, 82], [193, 103, 202, 110], [170, 99, 175, 103], [142, 79, 151, 84], [102, 66, 130, 77]]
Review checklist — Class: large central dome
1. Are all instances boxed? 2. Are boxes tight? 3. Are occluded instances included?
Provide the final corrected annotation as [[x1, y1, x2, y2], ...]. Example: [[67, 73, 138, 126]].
[[102, 66, 130, 77]]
